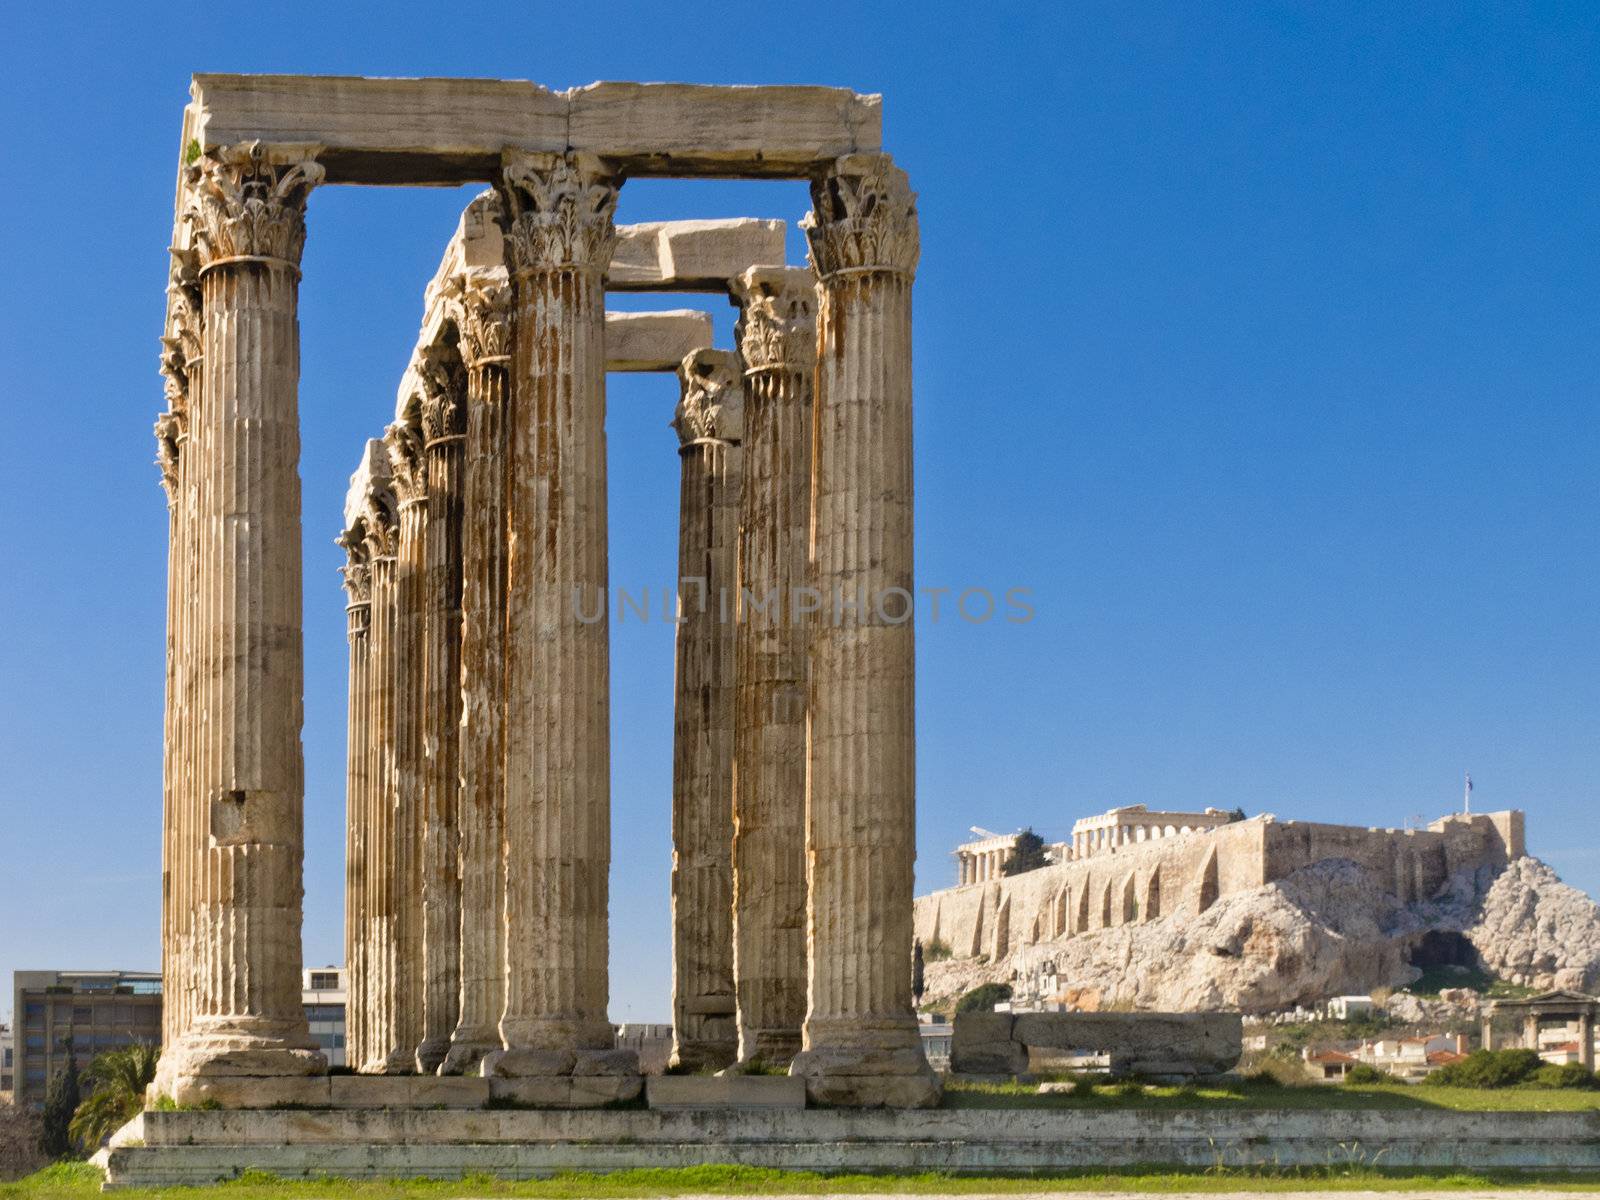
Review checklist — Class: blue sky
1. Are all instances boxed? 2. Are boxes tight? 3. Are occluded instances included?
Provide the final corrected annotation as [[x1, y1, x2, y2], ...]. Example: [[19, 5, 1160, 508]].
[[2, 3, 1596, 1023]]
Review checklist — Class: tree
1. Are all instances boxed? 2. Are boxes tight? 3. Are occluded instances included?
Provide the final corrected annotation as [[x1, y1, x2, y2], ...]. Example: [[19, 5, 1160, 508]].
[[911, 939, 926, 1004], [70, 1044, 160, 1150], [1002, 828, 1049, 877], [1226, 807, 1247, 822], [38, 1039, 81, 1161]]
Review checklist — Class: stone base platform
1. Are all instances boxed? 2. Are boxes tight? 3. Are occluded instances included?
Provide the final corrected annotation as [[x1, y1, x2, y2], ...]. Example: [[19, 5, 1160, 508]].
[[103, 1106, 1600, 1188]]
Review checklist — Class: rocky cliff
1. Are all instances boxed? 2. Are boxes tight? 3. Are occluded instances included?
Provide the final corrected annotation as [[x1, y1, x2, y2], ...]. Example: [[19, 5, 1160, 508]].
[[921, 854, 1600, 1013]]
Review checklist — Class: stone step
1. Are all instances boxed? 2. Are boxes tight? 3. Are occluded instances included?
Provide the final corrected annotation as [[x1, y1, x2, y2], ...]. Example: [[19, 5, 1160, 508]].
[[645, 1074, 806, 1110]]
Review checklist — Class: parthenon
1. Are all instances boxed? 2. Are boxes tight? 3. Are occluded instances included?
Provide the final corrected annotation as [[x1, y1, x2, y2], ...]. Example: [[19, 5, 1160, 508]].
[[151, 75, 937, 1109]]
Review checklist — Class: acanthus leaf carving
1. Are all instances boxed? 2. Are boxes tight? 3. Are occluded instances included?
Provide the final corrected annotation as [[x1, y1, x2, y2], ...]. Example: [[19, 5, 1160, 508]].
[[673, 349, 745, 446], [496, 152, 619, 277], [446, 270, 514, 368], [417, 340, 467, 447], [733, 266, 819, 372], [361, 484, 399, 560], [802, 154, 920, 280], [153, 409, 186, 502], [184, 142, 324, 271], [337, 527, 373, 606], [384, 420, 428, 505]]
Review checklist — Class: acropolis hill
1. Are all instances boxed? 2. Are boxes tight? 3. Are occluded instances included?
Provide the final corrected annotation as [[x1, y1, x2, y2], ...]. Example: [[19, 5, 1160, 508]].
[[914, 807, 1600, 1014]]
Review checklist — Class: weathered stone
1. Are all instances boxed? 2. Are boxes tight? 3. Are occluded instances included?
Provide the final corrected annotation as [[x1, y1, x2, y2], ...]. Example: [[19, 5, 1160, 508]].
[[611, 219, 787, 290], [495, 153, 624, 1081], [158, 77, 934, 1114], [789, 155, 936, 1109], [105, 1106, 1600, 1187], [605, 310, 714, 372], [189, 76, 882, 183], [1012, 1011, 1242, 1075], [154, 144, 326, 1097], [728, 267, 815, 1070], [487, 1075, 643, 1109], [668, 349, 743, 1074], [645, 1075, 805, 1110], [949, 1013, 1027, 1076]]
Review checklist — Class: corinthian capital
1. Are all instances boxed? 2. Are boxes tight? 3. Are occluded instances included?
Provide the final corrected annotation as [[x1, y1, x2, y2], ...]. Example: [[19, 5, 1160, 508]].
[[337, 528, 373, 606], [802, 154, 919, 280], [153, 409, 186, 502], [184, 142, 324, 271], [496, 151, 619, 277], [446, 270, 514, 368], [672, 349, 745, 446], [732, 266, 818, 372], [418, 341, 467, 448], [361, 487, 398, 560], [385, 420, 428, 505]]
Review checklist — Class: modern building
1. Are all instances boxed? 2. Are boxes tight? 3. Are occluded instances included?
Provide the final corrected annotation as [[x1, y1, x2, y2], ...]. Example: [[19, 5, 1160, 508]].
[[10, 971, 161, 1108], [1, 1023, 13, 1102], [1326, 995, 1377, 1021], [302, 967, 348, 1069]]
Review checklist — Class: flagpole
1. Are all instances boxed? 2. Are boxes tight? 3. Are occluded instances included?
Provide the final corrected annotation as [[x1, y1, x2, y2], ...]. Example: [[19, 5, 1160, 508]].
[[1464, 772, 1473, 814]]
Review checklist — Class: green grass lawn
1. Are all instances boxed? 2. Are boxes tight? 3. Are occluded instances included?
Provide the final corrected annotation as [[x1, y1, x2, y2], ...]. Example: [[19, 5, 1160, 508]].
[[944, 1076, 1600, 1111], [11, 1162, 1600, 1200]]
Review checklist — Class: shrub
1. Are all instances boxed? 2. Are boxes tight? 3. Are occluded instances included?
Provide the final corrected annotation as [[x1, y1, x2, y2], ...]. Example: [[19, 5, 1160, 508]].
[[1529, 1062, 1600, 1090], [0, 1105, 46, 1182], [923, 937, 953, 963], [1343, 1063, 1393, 1085], [1429, 1048, 1544, 1089], [955, 982, 1013, 1014]]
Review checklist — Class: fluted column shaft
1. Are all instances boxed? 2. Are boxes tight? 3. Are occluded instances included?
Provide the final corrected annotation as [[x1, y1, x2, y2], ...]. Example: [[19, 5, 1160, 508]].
[[156, 308, 197, 1053], [339, 545, 372, 1074], [417, 354, 467, 1073], [492, 151, 628, 1076], [729, 268, 816, 1068], [668, 350, 743, 1073], [158, 148, 324, 1095], [792, 155, 937, 1107], [386, 423, 429, 1072], [444, 276, 514, 1075], [360, 518, 400, 1073]]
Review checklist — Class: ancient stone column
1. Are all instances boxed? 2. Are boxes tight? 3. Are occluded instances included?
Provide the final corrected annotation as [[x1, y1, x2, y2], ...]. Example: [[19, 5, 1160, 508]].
[[728, 267, 817, 1068], [441, 271, 514, 1076], [791, 155, 938, 1108], [667, 349, 744, 1073], [385, 419, 429, 1072], [156, 266, 200, 1054], [358, 473, 401, 1072], [416, 343, 468, 1073], [156, 145, 325, 1100], [338, 531, 373, 1075], [490, 151, 638, 1100]]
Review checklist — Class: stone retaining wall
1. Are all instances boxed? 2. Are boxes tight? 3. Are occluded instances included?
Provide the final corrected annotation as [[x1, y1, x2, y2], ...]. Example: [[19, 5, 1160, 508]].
[[104, 1106, 1600, 1187]]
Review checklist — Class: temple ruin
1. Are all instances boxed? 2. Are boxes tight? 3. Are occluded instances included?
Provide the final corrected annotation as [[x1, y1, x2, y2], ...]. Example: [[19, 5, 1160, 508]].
[[152, 74, 936, 1109]]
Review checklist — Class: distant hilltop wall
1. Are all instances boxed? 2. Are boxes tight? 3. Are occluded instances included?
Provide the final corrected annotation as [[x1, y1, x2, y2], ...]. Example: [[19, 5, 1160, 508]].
[[914, 810, 1524, 964]]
